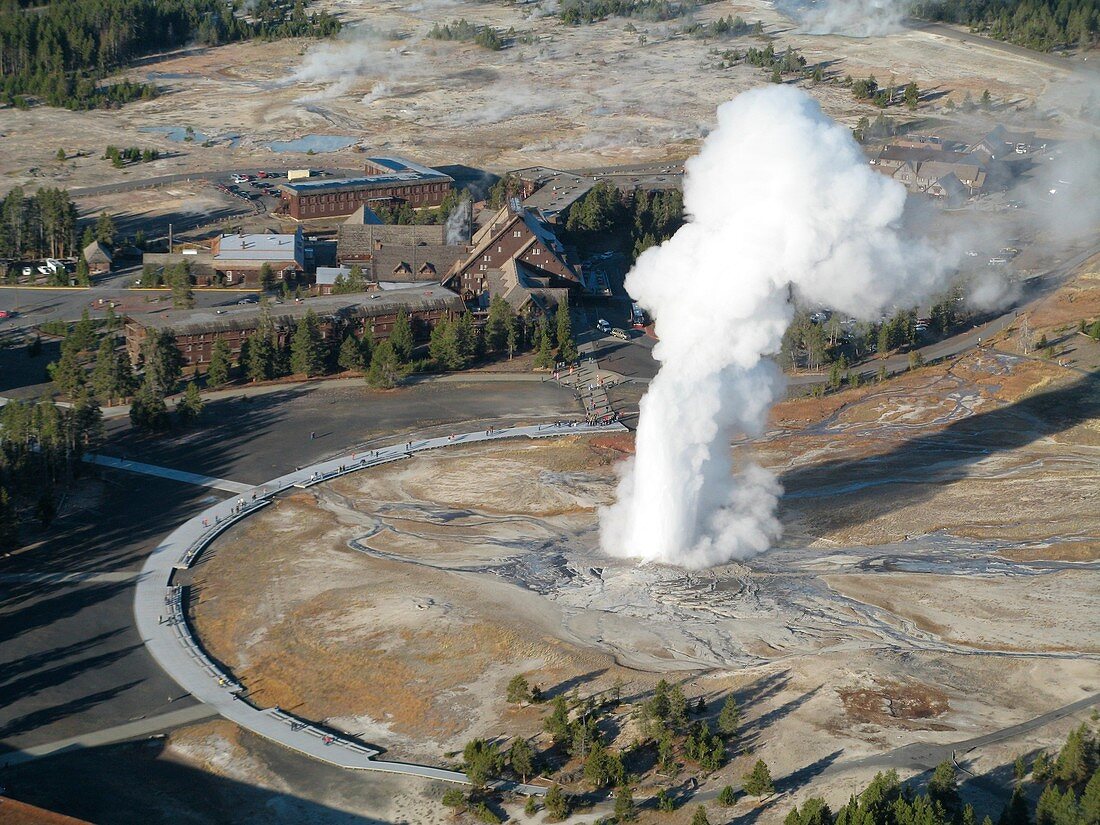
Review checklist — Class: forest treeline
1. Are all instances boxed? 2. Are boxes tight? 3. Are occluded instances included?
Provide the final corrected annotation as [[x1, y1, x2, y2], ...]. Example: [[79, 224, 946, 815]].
[[0, 0, 340, 109], [913, 0, 1097, 52]]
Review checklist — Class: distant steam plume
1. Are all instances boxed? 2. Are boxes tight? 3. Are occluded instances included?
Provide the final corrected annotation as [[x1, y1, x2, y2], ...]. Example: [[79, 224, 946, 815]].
[[777, 0, 912, 37], [599, 86, 953, 569], [444, 196, 472, 244]]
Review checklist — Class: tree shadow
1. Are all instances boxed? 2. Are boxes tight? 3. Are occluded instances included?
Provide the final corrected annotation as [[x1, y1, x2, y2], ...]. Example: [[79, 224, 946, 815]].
[[2, 735, 394, 824], [0, 628, 126, 686], [775, 749, 844, 794], [0, 679, 143, 740], [777, 372, 1100, 535]]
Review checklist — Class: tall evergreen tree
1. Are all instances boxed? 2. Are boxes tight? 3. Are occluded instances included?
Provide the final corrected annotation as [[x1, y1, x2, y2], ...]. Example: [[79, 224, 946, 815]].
[[367, 340, 406, 388], [247, 312, 276, 382], [142, 329, 182, 396], [555, 300, 578, 363], [534, 319, 555, 369], [177, 381, 203, 425], [290, 309, 326, 376], [91, 336, 135, 404], [485, 295, 514, 354], [206, 337, 232, 387], [389, 309, 414, 362], [337, 332, 365, 372]]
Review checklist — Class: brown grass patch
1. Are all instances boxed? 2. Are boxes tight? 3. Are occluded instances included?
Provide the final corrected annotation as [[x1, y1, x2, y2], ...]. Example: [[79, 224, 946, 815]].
[[839, 680, 950, 729], [997, 542, 1100, 562]]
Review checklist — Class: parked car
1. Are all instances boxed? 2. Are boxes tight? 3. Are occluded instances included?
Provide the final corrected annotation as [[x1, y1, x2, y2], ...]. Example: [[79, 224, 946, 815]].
[[596, 318, 611, 333], [237, 295, 259, 305], [611, 328, 630, 340]]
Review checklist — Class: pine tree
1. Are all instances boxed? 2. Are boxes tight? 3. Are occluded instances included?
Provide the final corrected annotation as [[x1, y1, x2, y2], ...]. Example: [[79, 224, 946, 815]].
[[207, 337, 232, 387], [258, 262, 274, 290], [691, 806, 711, 825], [95, 212, 115, 245], [247, 328, 275, 382], [367, 340, 406, 389], [507, 674, 530, 704], [508, 737, 534, 782], [176, 381, 203, 425], [928, 760, 961, 821], [1055, 724, 1095, 786], [534, 320, 554, 369], [614, 785, 635, 821], [91, 337, 134, 404], [290, 310, 326, 376], [485, 295, 514, 354], [142, 329, 182, 396], [337, 333, 365, 372], [999, 786, 1031, 825], [48, 339, 86, 397], [1080, 770, 1100, 825], [455, 311, 478, 366], [429, 316, 461, 370], [717, 694, 741, 736], [129, 385, 170, 430], [389, 308, 414, 362], [544, 695, 571, 744], [555, 300, 577, 363], [718, 785, 737, 806], [545, 784, 570, 820], [743, 759, 775, 796]]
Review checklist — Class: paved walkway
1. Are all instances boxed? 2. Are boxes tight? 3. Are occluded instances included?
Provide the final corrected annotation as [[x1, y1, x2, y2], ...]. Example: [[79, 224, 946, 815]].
[[85, 454, 253, 494], [4, 705, 218, 766], [134, 421, 626, 794]]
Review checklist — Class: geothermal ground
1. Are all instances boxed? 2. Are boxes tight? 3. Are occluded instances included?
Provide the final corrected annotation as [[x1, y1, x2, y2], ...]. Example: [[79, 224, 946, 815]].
[[188, 340, 1099, 820], [1, 0, 1092, 195]]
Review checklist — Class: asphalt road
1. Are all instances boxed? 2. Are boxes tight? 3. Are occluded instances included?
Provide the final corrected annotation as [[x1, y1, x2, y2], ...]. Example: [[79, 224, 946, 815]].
[[0, 380, 580, 762]]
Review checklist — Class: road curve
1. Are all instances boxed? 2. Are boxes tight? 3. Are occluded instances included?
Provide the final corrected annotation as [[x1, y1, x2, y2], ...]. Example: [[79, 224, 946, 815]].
[[134, 421, 626, 794]]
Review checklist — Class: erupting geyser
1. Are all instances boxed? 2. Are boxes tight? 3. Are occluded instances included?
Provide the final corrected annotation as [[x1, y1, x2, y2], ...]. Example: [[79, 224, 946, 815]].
[[599, 86, 953, 569]]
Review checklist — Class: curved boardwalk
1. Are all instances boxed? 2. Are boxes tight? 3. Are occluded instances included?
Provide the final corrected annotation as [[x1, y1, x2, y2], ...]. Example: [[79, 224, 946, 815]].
[[134, 421, 626, 794]]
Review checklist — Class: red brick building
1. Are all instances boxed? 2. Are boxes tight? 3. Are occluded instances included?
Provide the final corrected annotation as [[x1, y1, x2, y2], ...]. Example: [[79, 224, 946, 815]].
[[278, 157, 454, 221]]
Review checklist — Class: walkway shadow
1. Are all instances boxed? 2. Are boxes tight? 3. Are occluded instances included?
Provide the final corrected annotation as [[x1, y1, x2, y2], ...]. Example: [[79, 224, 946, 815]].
[[3, 736, 390, 824]]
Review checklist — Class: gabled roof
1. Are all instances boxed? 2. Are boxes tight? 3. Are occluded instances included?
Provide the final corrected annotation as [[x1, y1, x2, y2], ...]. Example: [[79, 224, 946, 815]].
[[490, 259, 569, 313], [343, 205, 383, 225], [449, 204, 578, 286], [83, 240, 112, 263]]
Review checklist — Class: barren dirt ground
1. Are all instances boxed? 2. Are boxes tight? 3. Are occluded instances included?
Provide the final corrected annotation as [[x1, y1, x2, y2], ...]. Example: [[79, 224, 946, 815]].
[[188, 320, 1098, 821], [1, 0, 1089, 196]]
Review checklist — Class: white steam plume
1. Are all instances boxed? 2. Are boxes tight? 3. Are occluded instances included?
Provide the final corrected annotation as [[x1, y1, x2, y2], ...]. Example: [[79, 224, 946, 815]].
[[444, 196, 471, 245], [777, 0, 911, 37], [599, 86, 953, 569]]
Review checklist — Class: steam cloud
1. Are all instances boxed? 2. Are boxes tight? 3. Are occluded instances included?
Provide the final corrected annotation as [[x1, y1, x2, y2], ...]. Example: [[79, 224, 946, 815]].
[[777, 0, 912, 37], [444, 196, 472, 244], [599, 86, 953, 569]]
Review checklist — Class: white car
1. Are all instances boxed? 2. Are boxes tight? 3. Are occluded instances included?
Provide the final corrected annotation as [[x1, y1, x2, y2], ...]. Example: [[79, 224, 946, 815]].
[[596, 319, 611, 334]]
